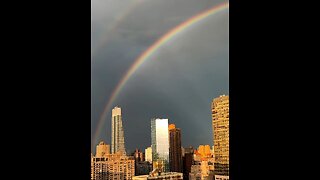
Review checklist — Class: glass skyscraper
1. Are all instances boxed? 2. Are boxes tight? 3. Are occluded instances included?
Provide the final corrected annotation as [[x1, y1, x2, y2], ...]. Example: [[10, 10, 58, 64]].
[[151, 118, 170, 172]]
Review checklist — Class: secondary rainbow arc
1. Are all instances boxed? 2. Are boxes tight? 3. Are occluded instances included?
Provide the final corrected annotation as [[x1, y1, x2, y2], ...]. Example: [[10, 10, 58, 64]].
[[93, 2, 229, 145]]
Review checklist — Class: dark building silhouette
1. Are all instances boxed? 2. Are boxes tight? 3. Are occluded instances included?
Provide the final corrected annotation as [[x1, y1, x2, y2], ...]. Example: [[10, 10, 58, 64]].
[[183, 146, 194, 180], [133, 149, 146, 175], [169, 124, 182, 173], [136, 161, 152, 175]]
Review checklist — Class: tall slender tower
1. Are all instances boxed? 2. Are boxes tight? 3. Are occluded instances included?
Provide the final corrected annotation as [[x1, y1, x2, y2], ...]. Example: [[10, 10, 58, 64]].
[[111, 106, 126, 155], [212, 95, 229, 177], [151, 118, 170, 172], [169, 124, 182, 173]]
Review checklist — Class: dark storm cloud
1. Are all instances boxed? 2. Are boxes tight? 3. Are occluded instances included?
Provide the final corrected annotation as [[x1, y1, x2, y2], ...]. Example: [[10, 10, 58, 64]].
[[92, 0, 228, 153]]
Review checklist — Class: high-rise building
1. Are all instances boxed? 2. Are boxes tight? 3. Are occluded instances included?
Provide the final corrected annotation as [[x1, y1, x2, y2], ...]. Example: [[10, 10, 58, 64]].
[[151, 118, 169, 172], [96, 141, 110, 158], [134, 149, 146, 175], [198, 145, 211, 157], [91, 153, 95, 180], [191, 146, 215, 180], [189, 161, 214, 180], [182, 146, 194, 180], [212, 95, 229, 177], [145, 147, 152, 163], [93, 154, 135, 180], [91, 152, 135, 180], [194, 145, 213, 161], [111, 106, 126, 155], [169, 124, 182, 173]]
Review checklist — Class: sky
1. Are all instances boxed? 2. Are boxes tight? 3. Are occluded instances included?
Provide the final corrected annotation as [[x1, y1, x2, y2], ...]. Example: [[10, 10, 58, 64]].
[[91, 0, 229, 154]]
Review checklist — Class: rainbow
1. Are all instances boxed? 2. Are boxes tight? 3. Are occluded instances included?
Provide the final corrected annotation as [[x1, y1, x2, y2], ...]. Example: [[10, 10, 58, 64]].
[[92, 0, 144, 55], [93, 2, 229, 145]]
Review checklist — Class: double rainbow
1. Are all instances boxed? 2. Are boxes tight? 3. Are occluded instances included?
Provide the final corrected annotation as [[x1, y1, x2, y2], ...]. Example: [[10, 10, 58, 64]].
[[93, 2, 229, 145]]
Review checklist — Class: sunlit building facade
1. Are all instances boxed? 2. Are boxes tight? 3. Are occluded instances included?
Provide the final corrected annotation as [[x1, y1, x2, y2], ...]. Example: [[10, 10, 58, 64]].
[[133, 172, 183, 180], [214, 175, 229, 180], [111, 106, 126, 155], [145, 147, 152, 163], [96, 141, 110, 158], [91, 152, 135, 180], [212, 95, 229, 177], [91, 141, 135, 180], [194, 145, 213, 162], [189, 161, 214, 180], [151, 118, 169, 172], [91, 153, 95, 180]]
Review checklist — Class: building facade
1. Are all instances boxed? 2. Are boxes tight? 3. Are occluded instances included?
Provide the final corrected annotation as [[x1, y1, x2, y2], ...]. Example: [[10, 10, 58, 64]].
[[91, 153, 95, 180], [91, 152, 135, 180], [214, 175, 229, 180], [194, 145, 213, 162], [189, 161, 214, 180], [111, 106, 126, 155], [148, 172, 183, 180], [134, 149, 146, 175], [134, 149, 145, 162], [212, 95, 229, 176], [96, 141, 110, 158], [151, 118, 169, 172], [169, 124, 182, 173], [133, 172, 183, 180], [135, 161, 152, 176], [145, 147, 152, 163], [182, 146, 194, 180]]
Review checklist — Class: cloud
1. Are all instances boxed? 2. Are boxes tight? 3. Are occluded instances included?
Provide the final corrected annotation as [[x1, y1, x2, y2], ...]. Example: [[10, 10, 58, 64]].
[[91, 0, 229, 153]]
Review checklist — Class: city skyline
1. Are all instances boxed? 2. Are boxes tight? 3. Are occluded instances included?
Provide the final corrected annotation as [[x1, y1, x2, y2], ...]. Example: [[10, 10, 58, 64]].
[[91, 95, 229, 179], [92, 0, 229, 153], [92, 99, 228, 155]]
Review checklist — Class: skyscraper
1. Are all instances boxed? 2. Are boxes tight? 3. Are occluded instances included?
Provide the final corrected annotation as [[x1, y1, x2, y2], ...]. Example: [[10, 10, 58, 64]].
[[111, 106, 126, 155], [169, 124, 182, 173], [212, 95, 229, 177], [182, 146, 194, 180], [151, 118, 169, 172]]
